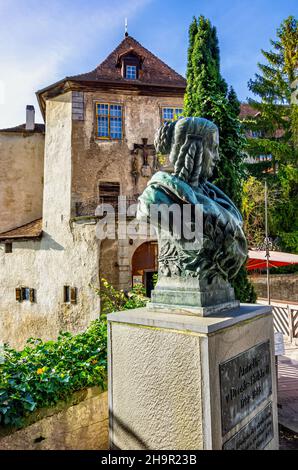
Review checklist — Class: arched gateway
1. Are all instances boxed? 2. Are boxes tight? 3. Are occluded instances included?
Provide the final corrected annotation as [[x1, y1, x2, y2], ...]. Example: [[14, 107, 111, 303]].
[[131, 241, 158, 297]]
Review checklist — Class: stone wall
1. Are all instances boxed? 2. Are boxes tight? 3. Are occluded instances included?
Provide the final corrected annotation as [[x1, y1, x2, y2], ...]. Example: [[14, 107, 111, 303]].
[[250, 274, 298, 302], [0, 130, 44, 233], [70, 90, 171, 290], [71, 91, 184, 215], [0, 387, 108, 450]]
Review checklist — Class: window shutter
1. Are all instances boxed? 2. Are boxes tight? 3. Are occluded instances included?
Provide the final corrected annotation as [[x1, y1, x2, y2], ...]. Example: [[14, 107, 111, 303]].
[[16, 288, 22, 302], [29, 288, 35, 303], [5, 242, 12, 253], [99, 182, 120, 209], [70, 287, 77, 304], [63, 286, 68, 303]]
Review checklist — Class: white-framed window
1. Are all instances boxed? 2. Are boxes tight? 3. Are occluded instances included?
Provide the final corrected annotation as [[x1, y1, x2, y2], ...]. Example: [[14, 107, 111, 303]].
[[162, 107, 183, 123], [125, 65, 137, 79], [96, 103, 123, 140]]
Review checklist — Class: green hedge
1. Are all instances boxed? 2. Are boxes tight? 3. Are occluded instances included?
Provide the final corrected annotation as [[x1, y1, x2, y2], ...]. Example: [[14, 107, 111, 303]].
[[0, 281, 147, 428], [0, 317, 107, 427]]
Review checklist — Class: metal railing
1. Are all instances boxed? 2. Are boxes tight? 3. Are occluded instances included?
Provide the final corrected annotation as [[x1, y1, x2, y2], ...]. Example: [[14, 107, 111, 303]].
[[75, 196, 139, 217]]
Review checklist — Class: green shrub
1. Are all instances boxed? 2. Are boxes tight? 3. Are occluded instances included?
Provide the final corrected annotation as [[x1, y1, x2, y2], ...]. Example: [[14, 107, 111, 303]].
[[0, 279, 147, 427], [0, 317, 107, 427], [96, 278, 148, 315]]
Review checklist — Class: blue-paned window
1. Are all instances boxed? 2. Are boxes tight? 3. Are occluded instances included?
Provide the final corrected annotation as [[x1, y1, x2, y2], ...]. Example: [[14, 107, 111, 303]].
[[125, 65, 137, 79], [251, 130, 263, 138], [96, 103, 123, 139], [162, 107, 183, 123]]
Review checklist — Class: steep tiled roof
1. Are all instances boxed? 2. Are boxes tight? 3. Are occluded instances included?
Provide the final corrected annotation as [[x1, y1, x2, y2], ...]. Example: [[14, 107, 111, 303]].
[[0, 123, 45, 133], [239, 103, 285, 138], [0, 219, 43, 240], [68, 35, 186, 88], [239, 103, 261, 119]]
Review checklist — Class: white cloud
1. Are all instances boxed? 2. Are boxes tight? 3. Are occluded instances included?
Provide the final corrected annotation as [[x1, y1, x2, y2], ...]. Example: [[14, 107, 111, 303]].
[[0, 0, 152, 128]]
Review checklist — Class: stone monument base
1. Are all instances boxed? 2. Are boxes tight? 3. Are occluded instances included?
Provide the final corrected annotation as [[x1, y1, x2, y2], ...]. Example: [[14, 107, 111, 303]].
[[150, 277, 238, 316], [148, 299, 240, 316], [108, 304, 278, 450]]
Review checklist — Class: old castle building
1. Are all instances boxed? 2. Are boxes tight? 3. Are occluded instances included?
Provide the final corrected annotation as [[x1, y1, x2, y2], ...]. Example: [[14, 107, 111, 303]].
[[0, 35, 186, 348]]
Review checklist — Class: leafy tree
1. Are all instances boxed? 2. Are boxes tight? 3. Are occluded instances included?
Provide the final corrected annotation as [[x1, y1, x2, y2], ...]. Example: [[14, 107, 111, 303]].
[[244, 16, 297, 167], [242, 177, 266, 248], [270, 164, 298, 253], [243, 16, 298, 252], [184, 15, 255, 301]]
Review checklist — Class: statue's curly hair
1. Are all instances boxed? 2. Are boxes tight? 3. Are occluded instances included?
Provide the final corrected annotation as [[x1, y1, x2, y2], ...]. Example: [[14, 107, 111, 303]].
[[154, 120, 176, 155], [154, 117, 218, 185]]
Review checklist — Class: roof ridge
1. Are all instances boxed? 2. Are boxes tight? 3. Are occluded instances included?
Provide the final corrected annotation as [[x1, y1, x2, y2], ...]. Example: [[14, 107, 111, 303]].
[[0, 123, 45, 133], [69, 38, 128, 80], [68, 35, 186, 84], [125, 35, 185, 81]]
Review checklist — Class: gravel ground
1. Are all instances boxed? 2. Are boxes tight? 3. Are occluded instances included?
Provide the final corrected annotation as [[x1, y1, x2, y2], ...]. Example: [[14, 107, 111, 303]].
[[279, 424, 298, 450]]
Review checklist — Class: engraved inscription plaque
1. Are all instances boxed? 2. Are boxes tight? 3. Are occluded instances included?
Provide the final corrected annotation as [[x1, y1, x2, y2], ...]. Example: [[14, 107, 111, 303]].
[[220, 341, 272, 434], [223, 403, 273, 450]]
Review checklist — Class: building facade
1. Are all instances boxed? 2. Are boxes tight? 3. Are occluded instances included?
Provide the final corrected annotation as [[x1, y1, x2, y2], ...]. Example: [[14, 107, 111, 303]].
[[0, 35, 185, 348], [0, 108, 45, 234]]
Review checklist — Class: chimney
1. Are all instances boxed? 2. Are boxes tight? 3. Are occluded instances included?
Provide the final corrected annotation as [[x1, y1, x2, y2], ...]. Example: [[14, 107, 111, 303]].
[[26, 105, 35, 131]]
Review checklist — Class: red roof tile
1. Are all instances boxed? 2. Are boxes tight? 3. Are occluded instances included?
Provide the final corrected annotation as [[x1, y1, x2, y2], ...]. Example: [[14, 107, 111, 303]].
[[239, 103, 261, 119], [0, 123, 45, 134], [68, 35, 186, 88], [0, 219, 43, 240]]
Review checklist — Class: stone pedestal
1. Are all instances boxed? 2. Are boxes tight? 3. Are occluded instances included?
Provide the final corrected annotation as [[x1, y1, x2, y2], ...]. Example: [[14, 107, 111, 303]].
[[108, 304, 278, 450], [150, 276, 239, 316]]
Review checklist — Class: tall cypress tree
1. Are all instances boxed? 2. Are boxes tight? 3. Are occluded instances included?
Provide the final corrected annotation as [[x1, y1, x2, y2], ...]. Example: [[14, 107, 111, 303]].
[[184, 17, 198, 115], [184, 15, 245, 206], [184, 15, 256, 302]]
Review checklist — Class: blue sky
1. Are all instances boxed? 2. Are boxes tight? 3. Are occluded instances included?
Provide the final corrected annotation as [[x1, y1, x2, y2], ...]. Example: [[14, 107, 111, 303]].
[[0, 0, 296, 127]]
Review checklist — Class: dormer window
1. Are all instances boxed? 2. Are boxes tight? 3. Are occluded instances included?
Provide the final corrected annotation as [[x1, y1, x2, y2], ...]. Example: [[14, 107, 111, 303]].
[[117, 49, 143, 80], [126, 65, 137, 80]]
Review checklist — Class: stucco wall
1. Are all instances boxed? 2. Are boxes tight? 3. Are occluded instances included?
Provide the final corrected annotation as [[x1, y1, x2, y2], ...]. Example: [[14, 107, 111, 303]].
[[0, 387, 108, 450], [0, 222, 101, 349], [0, 94, 100, 349], [250, 274, 298, 302], [43, 92, 72, 232], [0, 131, 44, 232]]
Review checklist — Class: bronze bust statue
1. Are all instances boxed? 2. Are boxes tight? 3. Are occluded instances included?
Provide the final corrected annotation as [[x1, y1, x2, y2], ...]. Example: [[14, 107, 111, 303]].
[[137, 117, 247, 315]]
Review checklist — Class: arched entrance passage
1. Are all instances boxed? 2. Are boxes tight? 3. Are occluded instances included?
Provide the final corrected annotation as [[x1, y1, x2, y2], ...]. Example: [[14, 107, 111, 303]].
[[131, 241, 158, 297]]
